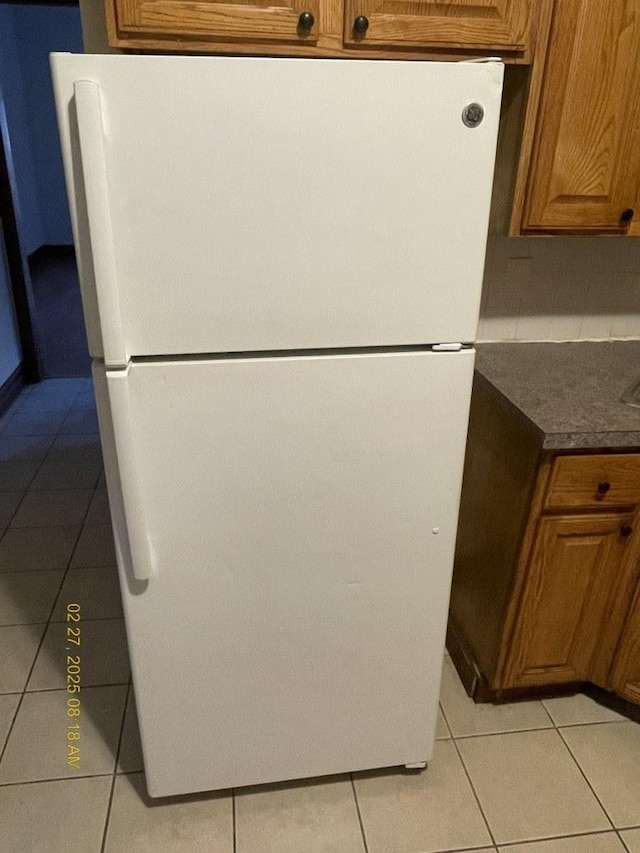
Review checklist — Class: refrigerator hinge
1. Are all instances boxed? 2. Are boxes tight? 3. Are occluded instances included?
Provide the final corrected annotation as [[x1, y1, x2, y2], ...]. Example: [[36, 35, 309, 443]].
[[431, 343, 465, 352]]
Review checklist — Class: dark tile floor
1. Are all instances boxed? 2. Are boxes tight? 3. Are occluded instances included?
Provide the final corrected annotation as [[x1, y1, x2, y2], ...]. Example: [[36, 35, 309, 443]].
[[29, 250, 91, 379]]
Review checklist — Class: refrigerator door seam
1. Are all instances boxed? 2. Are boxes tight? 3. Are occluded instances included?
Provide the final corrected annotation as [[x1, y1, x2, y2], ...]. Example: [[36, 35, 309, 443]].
[[127, 344, 473, 364]]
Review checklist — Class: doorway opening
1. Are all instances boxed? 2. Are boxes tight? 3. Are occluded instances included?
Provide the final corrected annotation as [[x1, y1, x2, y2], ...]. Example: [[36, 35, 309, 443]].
[[0, 0, 89, 397]]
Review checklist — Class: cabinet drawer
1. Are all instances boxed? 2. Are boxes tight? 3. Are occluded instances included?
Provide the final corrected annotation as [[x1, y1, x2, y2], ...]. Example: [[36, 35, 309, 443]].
[[545, 455, 640, 510]]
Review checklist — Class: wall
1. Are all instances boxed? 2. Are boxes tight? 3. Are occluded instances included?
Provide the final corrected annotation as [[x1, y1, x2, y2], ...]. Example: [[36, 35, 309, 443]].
[[0, 4, 83, 254], [479, 237, 640, 342], [11, 4, 84, 246], [0, 10, 43, 255], [13, 4, 83, 245], [79, 0, 120, 52], [0, 233, 22, 387]]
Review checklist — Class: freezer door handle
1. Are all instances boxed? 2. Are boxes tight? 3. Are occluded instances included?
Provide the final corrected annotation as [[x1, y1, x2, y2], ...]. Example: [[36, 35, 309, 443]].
[[108, 372, 154, 581], [74, 80, 126, 367]]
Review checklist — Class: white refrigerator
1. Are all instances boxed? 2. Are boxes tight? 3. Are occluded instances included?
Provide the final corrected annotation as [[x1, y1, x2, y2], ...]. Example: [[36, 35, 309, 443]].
[[51, 54, 503, 798]]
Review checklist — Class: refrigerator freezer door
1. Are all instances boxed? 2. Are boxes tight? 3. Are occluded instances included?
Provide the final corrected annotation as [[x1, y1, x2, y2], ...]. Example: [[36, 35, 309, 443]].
[[52, 55, 503, 365], [95, 349, 474, 796]]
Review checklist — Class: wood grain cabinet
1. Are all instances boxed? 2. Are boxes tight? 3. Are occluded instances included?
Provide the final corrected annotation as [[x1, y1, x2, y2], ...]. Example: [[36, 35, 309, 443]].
[[449, 379, 640, 707], [342, 0, 530, 51], [517, 0, 640, 233], [611, 584, 640, 705], [105, 0, 534, 58], [108, 0, 322, 46], [499, 509, 640, 691]]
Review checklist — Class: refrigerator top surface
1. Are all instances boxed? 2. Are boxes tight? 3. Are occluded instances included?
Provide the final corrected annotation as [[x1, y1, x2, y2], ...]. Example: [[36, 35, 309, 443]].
[[51, 54, 503, 365]]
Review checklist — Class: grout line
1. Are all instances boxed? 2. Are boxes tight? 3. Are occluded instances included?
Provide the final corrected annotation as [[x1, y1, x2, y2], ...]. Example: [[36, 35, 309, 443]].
[[0, 773, 114, 789], [15, 684, 129, 696], [100, 683, 131, 853], [449, 719, 629, 740], [0, 694, 21, 765], [438, 701, 453, 739], [539, 700, 556, 728], [45, 480, 100, 638], [12, 486, 98, 493], [232, 787, 237, 853], [22, 680, 130, 695], [0, 454, 101, 770], [555, 727, 616, 830], [349, 773, 370, 853], [100, 775, 116, 853], [444, 705, 497, 848], [0, 563, 115, 576], [497, 829, 624, 849], [48, 614, 125, 626], [618, 829, 632, 853]]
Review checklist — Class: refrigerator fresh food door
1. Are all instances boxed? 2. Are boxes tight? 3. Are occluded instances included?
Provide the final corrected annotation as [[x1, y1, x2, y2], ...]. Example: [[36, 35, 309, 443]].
[[94, 349, 474, 796], [52, 55, 503, 366]]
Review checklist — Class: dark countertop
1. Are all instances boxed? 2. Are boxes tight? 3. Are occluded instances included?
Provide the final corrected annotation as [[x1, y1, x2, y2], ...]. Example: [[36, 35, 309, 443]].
[[475, 342, 640, 450]]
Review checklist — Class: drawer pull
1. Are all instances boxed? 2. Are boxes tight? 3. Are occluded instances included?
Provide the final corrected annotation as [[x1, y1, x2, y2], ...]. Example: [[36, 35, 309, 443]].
[[620, 525, 633, 538], [353, 15, 369, 34], [298, 11, 314, 30], [597, 481, 611, 495]]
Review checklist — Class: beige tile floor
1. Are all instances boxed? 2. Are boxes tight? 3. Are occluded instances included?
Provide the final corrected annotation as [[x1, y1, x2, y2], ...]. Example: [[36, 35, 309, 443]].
[[1, 379, 640, 852]]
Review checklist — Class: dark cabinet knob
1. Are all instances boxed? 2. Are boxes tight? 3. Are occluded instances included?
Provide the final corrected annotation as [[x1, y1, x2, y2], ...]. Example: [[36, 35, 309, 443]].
[[298, 10, 314, 29], [621, 525, 633, 538], [621, 208, 635, 223], [597, 481, 611, 494], [353, 15, 369, 34]]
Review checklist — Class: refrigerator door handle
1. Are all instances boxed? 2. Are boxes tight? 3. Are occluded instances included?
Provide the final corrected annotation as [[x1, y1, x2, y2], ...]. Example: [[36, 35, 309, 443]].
[[108, 371, 154, 581], [74, 80, 126, 367]]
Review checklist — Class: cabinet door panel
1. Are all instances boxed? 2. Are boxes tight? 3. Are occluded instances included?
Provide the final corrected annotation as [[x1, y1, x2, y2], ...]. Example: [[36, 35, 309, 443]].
[[504, 512, 639, 689], [343, 0, 529, 50], [611, 585, 640, 706], [525, 0, 640, 231], [114, 0, 321, 43]]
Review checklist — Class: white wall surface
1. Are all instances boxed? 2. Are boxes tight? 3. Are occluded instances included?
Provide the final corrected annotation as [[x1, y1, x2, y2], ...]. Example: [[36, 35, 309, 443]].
[[479, 237, 640, 342]]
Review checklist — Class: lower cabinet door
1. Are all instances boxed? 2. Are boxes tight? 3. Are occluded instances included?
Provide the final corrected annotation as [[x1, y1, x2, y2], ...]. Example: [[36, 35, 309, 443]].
[[502, 511, 640, 689], [610, 584, 640, 706]]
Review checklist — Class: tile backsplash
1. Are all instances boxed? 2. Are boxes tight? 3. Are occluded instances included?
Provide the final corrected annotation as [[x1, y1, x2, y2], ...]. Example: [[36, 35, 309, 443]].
[[478, 237, 640, 342]]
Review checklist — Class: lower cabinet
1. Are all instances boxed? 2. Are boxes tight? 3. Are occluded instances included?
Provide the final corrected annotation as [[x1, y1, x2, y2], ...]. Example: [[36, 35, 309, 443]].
[[449, 379, 640, 706], [498, 510, 640, 691], [610, 587, 640, 705]]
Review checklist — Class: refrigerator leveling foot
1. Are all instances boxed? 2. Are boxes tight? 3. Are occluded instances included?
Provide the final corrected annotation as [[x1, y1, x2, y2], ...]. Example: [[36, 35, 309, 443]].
[[404, 762, 428, 770]]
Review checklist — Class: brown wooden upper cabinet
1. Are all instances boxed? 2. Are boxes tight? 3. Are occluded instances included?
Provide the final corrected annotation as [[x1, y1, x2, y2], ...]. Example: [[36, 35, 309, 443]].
[[343, 0, 530, 51], [106, 0, 534, 57], [521, 0, 640, 233], [109, 0, 322, 45]]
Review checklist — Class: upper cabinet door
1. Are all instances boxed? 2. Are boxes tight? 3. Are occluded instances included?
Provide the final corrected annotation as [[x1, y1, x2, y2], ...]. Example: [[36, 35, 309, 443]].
[[342, 0, 530, 51], [524, 0, 640, 232], [111, 0, 321, 44]]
